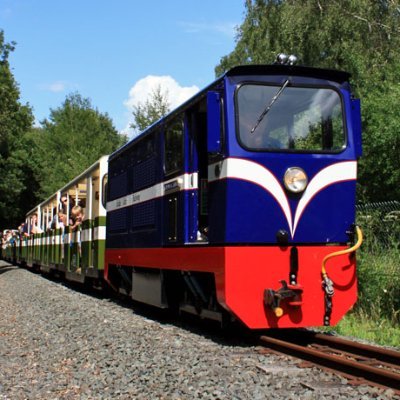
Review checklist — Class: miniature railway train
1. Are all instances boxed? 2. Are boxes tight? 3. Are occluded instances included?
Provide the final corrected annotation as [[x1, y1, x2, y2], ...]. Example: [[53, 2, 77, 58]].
[[2, 59, 363, 329]]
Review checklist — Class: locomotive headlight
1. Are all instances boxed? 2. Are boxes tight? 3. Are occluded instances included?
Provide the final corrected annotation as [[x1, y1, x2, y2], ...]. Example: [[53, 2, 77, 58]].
[[284, 167, 308, 193]]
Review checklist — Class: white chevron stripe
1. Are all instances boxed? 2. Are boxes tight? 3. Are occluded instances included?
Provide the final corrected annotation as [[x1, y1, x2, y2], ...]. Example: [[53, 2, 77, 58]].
[[209, 158, 357, 238], [292, 161, 357, 236], [209, 158, 293, 235]]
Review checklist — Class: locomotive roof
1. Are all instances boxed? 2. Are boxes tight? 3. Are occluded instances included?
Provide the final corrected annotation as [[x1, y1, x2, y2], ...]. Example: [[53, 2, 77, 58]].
[[225, 64, 350, 83], [111, 64, 351, 160]]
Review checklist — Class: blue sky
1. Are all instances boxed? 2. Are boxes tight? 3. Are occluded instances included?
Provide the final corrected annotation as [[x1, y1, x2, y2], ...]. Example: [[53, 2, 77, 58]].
[[0, 1, 245, 133]]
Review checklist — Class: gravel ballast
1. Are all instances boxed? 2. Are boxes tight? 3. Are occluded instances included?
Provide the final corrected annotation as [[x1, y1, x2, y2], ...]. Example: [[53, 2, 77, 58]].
[[0, 260, 397, 399]]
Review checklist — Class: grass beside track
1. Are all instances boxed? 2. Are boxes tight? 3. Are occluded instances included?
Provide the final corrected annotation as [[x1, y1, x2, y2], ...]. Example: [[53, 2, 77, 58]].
[[332, 312, 400, 349], [328, 213, 400, 348]]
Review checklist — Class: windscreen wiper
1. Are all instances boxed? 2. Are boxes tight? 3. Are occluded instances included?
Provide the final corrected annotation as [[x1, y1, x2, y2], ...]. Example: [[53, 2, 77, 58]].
[[250, 79, 290, 134]]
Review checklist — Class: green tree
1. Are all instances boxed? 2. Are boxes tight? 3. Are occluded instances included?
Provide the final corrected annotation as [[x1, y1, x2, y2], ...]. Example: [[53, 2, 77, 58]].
[[216, 0, 400, 82], [215, 0, 400, 202], [359, 83, 400, 202], [0, 31, 34, 228], [130, 85, 170, 134], [38, 93, 126, 197]]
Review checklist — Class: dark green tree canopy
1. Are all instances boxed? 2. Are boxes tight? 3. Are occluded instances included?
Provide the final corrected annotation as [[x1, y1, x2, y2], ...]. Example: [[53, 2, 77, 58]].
[[0, 31, 34, 228], [0, 31, 33, 159], [216, 0, 400, 202], [37, 93, 127, 197], [216, 0, 400, 84]]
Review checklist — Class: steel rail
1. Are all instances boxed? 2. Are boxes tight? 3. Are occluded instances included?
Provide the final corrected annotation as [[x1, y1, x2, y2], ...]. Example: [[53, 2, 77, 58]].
[[304, 332, 400, 365], [260, 335, 400, 392]]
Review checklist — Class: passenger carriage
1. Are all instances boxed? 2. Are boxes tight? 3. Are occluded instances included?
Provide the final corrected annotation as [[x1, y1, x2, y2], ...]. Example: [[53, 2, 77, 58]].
[[23, 156, 108, 283]]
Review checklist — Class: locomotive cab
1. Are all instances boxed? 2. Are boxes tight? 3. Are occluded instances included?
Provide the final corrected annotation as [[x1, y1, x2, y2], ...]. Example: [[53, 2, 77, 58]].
[[203, 65, 362, 327], [207, 65, 361, 245]]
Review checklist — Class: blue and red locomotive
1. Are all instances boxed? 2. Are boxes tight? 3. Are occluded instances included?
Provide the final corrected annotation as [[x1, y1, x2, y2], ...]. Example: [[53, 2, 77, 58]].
[[105, 57, 363, 329]]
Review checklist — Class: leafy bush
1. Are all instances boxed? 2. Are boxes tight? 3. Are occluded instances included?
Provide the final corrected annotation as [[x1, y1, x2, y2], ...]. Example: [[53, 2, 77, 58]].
[[355, 210, 400, 324]]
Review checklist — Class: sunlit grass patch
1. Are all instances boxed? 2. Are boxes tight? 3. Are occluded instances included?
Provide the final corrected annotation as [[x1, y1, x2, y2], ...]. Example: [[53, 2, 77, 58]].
[[332, 311, 400, 349]]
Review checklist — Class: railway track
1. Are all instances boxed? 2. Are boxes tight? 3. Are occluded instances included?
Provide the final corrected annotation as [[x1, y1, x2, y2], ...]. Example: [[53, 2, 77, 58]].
[[259, 330, 400, 394]]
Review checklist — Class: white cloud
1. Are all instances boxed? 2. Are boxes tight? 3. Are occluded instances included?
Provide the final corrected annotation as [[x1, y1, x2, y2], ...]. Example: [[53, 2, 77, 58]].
[[124, 75, 199, 110], [48, 81, 66, 93], [123, 75, 199, 137], [39, 81, 78, 93]]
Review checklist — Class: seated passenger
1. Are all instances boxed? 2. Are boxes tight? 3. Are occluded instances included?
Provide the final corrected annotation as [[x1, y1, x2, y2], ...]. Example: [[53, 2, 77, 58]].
[[58, 211, 67, 229], [23, 224, 29, 237], [31, 213, 43, 234], [18, 223, 28, 238], [70, 205, 85, 231], [60, 195, 68, 213], [60, 194, 75, 215]]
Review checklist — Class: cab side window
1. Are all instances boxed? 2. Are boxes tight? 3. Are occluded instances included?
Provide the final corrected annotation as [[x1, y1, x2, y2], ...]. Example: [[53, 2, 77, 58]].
[[165, 116, 184, 175]]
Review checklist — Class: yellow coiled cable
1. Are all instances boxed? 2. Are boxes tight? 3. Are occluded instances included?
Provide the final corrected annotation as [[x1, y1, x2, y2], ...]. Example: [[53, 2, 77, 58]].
[[322, 225, 363, 279]]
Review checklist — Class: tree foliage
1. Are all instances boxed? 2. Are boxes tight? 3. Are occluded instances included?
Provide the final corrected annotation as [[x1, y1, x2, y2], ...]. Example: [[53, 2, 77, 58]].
[[216, 0, 400, 82], [216, 0, 400, 201], [130, 85, 170, 134], [0, 31, 34, 228], [37, 93, 127, 197]]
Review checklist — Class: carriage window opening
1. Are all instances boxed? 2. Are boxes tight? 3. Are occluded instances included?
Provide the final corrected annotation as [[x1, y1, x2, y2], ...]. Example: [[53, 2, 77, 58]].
[[102, 174, 108, 209], [237, 85, 345, 152], [165, 116, 184, 175]]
